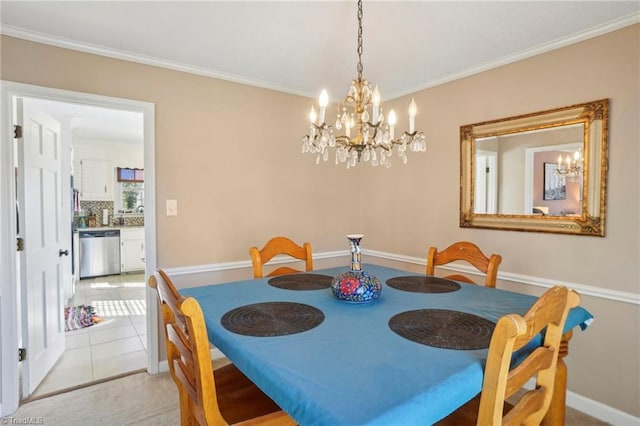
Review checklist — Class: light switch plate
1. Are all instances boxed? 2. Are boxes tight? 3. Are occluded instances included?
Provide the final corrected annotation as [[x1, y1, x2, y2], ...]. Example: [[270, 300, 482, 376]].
[[166, 199, 178, 216]]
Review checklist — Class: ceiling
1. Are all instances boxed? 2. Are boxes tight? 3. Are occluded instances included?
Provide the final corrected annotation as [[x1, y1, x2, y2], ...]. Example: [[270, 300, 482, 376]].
[[1, 1, 638, 142]]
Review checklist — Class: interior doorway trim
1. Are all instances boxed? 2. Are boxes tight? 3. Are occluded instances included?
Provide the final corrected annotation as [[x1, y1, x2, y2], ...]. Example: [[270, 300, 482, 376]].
[[0, 81, 158, 416]]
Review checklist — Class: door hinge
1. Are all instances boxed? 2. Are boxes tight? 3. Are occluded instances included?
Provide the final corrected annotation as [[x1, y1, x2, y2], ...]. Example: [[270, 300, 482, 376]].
[[14, 125, 22, 139], [16, 237, 24, 252], [18, 347, 27, 362], [486, 166, 490, 173]]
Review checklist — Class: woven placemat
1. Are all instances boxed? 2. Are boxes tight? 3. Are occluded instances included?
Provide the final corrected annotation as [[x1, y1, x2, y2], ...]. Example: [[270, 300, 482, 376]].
[[386, 276, 461, 293], [221, 302, 324, 337], [268, 273, 333, 290], [389, 309, 495, 350]]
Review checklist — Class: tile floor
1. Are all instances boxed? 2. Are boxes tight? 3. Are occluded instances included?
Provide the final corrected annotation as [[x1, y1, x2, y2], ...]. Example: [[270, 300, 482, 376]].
[[31, 272, 148, 398]]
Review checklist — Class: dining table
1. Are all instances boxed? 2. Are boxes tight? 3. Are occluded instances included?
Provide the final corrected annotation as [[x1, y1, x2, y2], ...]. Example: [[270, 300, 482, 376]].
[[181, 264, 593, 426]]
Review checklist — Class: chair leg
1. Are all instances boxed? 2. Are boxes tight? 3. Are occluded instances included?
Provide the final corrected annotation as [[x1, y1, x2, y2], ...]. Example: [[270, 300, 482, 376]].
[[541, 358, 567, 426], [542, 331, 572, 426]]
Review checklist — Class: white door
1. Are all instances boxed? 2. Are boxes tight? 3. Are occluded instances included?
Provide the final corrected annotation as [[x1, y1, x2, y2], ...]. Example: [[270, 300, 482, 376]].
[[474, 151, 498, 214], [16, 98, 66, 397]]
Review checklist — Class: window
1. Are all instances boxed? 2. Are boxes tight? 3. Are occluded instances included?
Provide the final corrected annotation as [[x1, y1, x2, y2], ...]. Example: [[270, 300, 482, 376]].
[[117, 167, 144, 183], [116, 168, 144, 212], [120, 182, 144, 212]]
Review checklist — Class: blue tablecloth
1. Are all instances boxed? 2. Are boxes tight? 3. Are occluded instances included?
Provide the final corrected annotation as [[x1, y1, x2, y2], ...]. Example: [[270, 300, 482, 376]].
[[181, 264, 592, 426]]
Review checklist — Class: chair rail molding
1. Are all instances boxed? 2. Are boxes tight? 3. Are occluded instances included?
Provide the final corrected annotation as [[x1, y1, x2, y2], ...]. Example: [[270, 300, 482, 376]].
[[161, 248, 638, 306], [363, 249, 639, 306], [162, 250, 348, 276]]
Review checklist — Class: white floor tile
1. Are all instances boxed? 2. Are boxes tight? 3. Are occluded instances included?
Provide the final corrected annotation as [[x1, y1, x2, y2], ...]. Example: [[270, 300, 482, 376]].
[[117, 287, 146, 300], [32, 347, 93, 397], [92, 350, 147, 380], [92, 315, 134, 329], [139, 334, 148, 350], [65, 326, 90, 335], [37, 274, 149, 397], [92, 298, 142, 317], [85, 289, 121, 299], [66, 331, 91, 349], [89, 324, 138, 345], [91, 336, 145, 361], [132, 320, 147, 336]]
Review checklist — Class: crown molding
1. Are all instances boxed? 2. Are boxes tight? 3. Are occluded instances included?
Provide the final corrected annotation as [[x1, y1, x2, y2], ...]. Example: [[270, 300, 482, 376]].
[[388, 11, 640, 99], [2, 11, 639, 101], [0, 25, 311, 98]]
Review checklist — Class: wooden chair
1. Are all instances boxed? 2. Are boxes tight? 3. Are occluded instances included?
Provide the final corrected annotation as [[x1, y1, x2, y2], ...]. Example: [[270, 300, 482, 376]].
[[426, 241, 502, 287], [249, 236, 313, 279], [436, 285, 580, 426], [149, 269, 296, 426]]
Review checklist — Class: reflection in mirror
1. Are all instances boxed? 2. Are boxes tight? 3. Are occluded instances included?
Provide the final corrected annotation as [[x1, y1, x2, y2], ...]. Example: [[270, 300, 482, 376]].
[[474, 124, 584, 216], [460, 99, 608, 236]]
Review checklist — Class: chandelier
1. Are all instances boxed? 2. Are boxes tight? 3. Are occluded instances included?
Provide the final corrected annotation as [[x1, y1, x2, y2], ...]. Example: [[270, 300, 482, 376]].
[[555, 150, 583, 178], [301, 0, 426, 168]]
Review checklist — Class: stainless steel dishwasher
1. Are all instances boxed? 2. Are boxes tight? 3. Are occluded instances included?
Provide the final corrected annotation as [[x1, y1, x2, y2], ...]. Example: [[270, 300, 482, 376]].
[[79, 229, 121, 278]]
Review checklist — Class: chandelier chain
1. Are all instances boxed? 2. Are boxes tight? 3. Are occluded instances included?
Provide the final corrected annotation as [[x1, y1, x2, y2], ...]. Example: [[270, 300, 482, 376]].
[[356, 0, 363, 82]]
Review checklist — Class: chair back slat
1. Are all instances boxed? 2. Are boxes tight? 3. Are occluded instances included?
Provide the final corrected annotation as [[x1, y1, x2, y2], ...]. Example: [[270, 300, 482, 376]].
[[171, 345, 199, 402], [502, 388, 546, 426], [426, 241, 502, 287], [505, 347, 554, 398], [250, 236, 313, 278]]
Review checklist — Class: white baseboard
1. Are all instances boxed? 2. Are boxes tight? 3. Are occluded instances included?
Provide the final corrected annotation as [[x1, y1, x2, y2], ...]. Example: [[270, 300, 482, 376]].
[[157, 347, 226, 374], [566, 390, 640, 425]]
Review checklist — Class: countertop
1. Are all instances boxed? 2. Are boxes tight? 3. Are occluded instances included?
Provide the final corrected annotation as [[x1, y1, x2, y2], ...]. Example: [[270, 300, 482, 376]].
[[76, 226, 144, 232]]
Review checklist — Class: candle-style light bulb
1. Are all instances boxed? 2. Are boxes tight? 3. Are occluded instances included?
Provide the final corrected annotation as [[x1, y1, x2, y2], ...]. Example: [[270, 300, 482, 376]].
[[408, 98, 417, 133], [372, 85, 380, 124], [388, 110, 397, 140], [309, 106, 317, 124], [574, 151, 580, 161], [557, 154, 563, 168], [318, 90, 328, 124]]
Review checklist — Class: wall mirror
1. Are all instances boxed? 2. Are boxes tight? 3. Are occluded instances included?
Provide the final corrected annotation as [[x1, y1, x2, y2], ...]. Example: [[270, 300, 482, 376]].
[[460, 99, 608, 236]]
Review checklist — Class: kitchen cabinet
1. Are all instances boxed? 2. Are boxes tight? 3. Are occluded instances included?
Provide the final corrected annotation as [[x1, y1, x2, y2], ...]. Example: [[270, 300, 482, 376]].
[[120, 227, 145, 272], [79, 158, 112, 200]]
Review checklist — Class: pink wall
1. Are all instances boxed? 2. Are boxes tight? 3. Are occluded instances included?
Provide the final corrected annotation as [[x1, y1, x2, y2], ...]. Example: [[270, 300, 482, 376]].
[[533, 151, 582, 215]]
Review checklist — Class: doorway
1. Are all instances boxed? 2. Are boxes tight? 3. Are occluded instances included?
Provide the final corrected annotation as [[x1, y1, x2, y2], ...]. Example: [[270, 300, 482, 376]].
[[0, 81, 158, 415], [24, 98, 147, 398]]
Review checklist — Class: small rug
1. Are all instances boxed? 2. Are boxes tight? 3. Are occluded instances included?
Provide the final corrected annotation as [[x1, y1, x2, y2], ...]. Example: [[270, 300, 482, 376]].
[[268, 273, 333, 290], [64, 305, 102, 332]]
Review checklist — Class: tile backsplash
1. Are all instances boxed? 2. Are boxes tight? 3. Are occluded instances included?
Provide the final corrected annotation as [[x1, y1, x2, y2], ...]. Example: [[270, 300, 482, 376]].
[[75, 200, 144, 228]]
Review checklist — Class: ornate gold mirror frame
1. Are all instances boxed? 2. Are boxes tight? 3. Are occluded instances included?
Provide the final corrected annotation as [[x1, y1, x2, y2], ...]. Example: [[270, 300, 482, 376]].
[[460, 99, 608, 236]]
